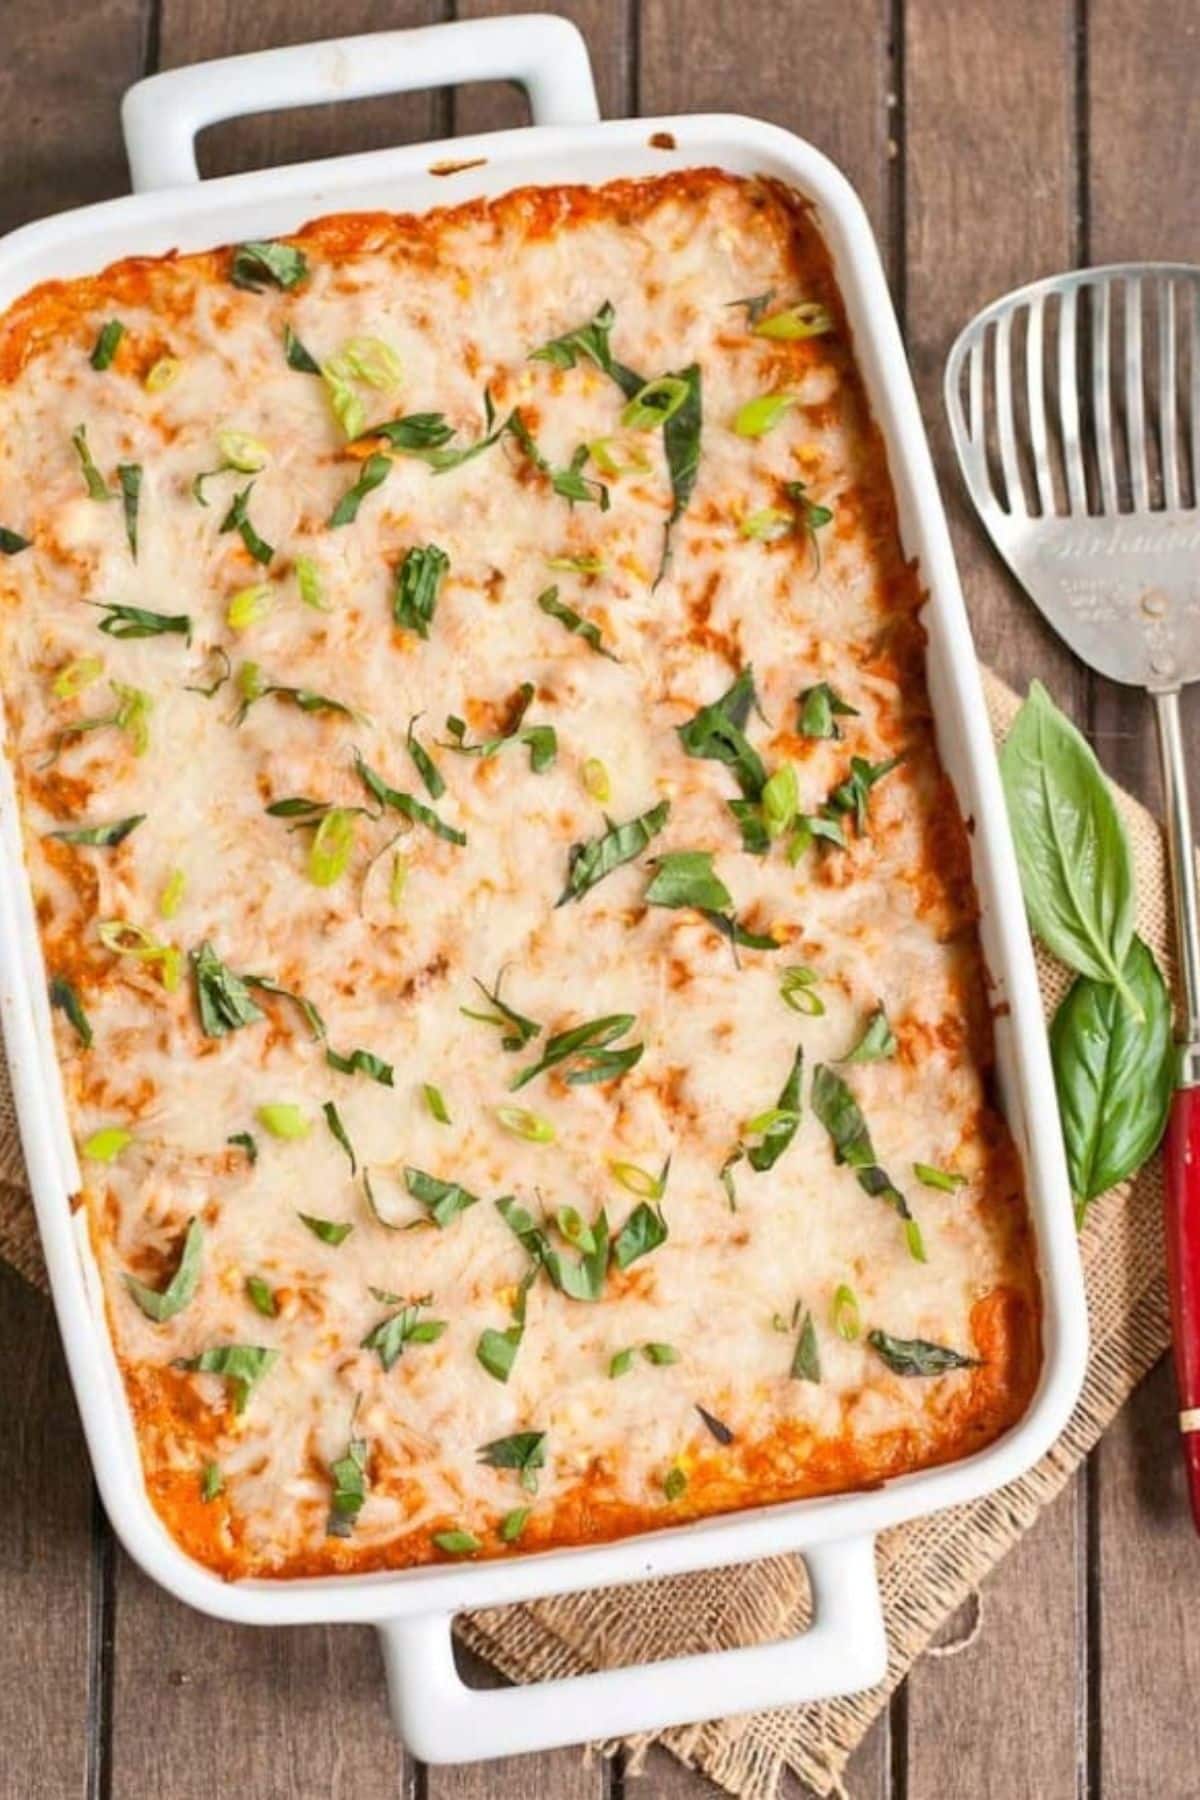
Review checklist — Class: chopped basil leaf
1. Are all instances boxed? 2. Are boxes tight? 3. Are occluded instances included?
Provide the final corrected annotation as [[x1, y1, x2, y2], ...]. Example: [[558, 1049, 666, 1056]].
[[49, 975, 92, 1047], [183, 646, 232, 698], [677, 669, 766, 802], [797, 682, 858, 740], [663, 1465, 688, 1502], [245, 1274, 276, 1317], [48, 814, 144, 847], [844, 1006, 897, 1064], [368, 412, 455, 452], [123, 1217, 203, 1322], [72, 425, 112, 502], [913, 1162, 968, 1192], [298, 1212, 354, 1246], [536, 585, 617, 660], [612, 1200, 668, 1270], [424, 1083, 451, 1124], [720, 1149, 741, 1211], [791, 1309, 821, 1382], [91, 601, 191, 643], [433, 1529, 480, 1555], [725, 289, 776, 324], [219, 482, 273, 564], [0, 527, 30, 554], [826, 754, 902, 833], [173, 1343, 278, 1413], [230, 240, 309, 292], [642, 1341, 680, 1366], [117, 463, 141, 559], [461, 974, 541, 1051], [234, 664, 358, 724], [190, 941, 265, 1037], [406, 718, 445, 798], [322, 1100, 357, 1174], [645, 850, 730, 912], [507, 412, 609, 510], [657, 362, 702, 581], [511, 1012, 642, 1092], [282, 323, 320, 372], [495, 1195, 609, 1303], [559, 799, 670, 904], [867, 1329, 976, 1377], [441, 681, 557, 773], [327, 1436, 368, 1536], [478, 1429, 546, 1493], [243, 974, 326, 1040], [811, 1064, 919, 1247], [329, 452, 391, 527], [326, 1046, 394, 1086], [499, 1506, 530, 1542], [227, 1131, 258, 1162], [529, 300, 644, 399], [784, 478, 834, 568], [393, 543, 448, 636], [476, 1275, 531, 1383], [352, 750, 466, 846], [362, 1302, 447, 1371], [404, 1166, 480, 1228], [696, 1403, 735, 1444], [200, 1461, 224, 1502], [90, 320, 124, 370], [832, 1283, 860, 1339], [609, 1347, 636, 1378], [741, 1045, 804, 1173]]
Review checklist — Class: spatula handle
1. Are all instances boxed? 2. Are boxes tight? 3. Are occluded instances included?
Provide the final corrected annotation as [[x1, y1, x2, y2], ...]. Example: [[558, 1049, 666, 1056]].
[[1163, 1086, 1200, 1530]]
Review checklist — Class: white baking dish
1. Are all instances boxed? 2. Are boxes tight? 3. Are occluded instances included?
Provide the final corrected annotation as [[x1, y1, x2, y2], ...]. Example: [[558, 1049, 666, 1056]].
[[0, 13, 1088, 1763]]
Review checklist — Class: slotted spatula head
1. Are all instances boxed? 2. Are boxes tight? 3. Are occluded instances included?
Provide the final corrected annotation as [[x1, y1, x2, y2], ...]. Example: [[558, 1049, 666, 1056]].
[[944, 264, 1200, 691]]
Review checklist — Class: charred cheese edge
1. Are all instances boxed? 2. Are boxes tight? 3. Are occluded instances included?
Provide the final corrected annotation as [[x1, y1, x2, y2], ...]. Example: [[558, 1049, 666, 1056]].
[[0, 171, 1041, 1579]]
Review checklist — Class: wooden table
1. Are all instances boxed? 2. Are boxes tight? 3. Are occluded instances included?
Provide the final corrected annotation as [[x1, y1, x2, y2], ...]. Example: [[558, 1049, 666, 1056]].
[[5, 3, 1200, 1794]]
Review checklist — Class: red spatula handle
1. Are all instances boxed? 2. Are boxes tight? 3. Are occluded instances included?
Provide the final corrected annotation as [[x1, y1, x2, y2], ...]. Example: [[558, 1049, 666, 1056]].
[[1163, 1083, 1200, 1531]]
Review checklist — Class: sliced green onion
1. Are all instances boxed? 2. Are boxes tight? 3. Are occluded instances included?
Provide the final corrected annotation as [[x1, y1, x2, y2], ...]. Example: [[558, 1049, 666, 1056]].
[[642, 1341, 680, 1366], [217, 429, 269, 473], [97, 918, 181, 990], [608, 1159, 667, 1200], [336, 336, 403, 389], [226, 582, 275, 632], [52, 656, 104, 699], [83, 1125, 133, 1162], [433, 1529, 480, 1556], [144, 356, 182, 393], [761, 763, 798, 839], [779, 966, 824, 1016], [494, 1105, 556, 1144], [159, 868, 186, 920], [89, 320, 124, 371], [609, 1347, 636, 1378], [246, 1275, 277, 1317], [388, 852, 408, 908], [752, 301, 833, 340], [200, 1461, 224, 1502], [740, 507, 793, 541], [546, 554, 606, 574], [257, 1102, 309, 1140], [904, 1217, 928, 1263], [832, 1283, 861, 1341], [423, 1083, 451, 1125], [663, 1465, 688, 1501], [743, 1105, 800, 1136], [913, 1161, 968, 1192], [586, 436, 651, 477], [621, 375, 690, 431], [555, 1205, 596, 1252], [734, 393, 798, 437], [499, 1507, 530, 1543], [308, 808, 355, 887], [295, 554, 328, 611], [582, 757, 611, 802]]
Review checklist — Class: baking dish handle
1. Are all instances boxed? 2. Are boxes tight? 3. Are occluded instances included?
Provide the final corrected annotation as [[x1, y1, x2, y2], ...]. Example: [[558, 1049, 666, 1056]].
[[121, 14, 602, 193], [376, 1533, 885, 1763]]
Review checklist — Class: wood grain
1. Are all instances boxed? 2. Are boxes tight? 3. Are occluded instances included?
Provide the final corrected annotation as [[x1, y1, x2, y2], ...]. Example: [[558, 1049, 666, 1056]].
[[452, 0, 633, 133], [423, 1648, 605, 1800]]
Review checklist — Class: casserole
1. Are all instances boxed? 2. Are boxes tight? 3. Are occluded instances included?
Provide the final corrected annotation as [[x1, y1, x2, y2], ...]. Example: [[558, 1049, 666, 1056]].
[[0, 12, 1087, 1759]]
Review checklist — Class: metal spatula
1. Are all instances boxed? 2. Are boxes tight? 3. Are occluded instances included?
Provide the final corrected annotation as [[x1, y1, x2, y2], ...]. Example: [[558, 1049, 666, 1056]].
[[944, 264, 1200, 1529]]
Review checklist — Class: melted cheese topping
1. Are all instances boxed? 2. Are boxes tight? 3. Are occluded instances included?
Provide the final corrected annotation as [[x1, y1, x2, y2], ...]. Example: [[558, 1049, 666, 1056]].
[[0, 172, 1040, 1579]]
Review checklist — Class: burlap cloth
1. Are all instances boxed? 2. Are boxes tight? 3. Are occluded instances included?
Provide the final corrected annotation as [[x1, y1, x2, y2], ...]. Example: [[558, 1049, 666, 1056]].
[[0, 668, 1173, 1798]]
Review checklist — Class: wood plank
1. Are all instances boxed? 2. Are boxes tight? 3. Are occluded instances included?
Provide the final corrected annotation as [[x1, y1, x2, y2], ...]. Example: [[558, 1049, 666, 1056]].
[[423, 1647, 605, 1800], [1085, 6, 1200, 1796], [902, 3, 1086, 1795], [633, 1712, 889, 1800], [0, 1265, 96, 1800]]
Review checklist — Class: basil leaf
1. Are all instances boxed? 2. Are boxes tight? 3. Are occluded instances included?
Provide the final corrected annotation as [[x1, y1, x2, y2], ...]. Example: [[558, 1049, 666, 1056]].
[[696, 1404, 735, 1444], [867, 1329, 976, 1377], [529, 300, 644, 399], [0, 527, 30, 554], [404, 1166, 480, 1228], [495, 1196, 609, 1302], [476, 1274, 533, 1384], [677, 668, 766, 801], [72, 425, 112, 501], [48, 814, 144, 847], [478, 1429, 546, 1492], [362, 1303, 447, 1372], [326, 1047, 395, 1086], [1050, 933, 1173, 1216], [245, 1274, 276, 1316], [536, 586, 618, 660], [234, 668, 358, 725], [299, 1212, 354, 1246], [231, 240, 309, 291], [441, 682, 556, 772], [913, 1162, 967, 1192], [183, 646, 231, 698], [433, 1529, 481, 1555], [657, 362, 702, 580], [507, 412, 609, 510], [90, 320, 124, 370], [791, 1309, 821, 1382], [844, 1006, 897, 1064], [49, 975, 92, 1047], [811, 1064, 917, 1232], [461, 974, 541, 1052], [174, 1343, 278, 1412], [190, 941, 265, 1037], [826, 755, 901, 833], [266, 796, 330, 820], [123, 1217, 203, 1322], [219, 482, 273, 563], [243, 974, 326, 1041], [227, 1131, 258, 1162], [743, 1045, 804, 1172], [702, 910, 780, 955], [1000, 680, 1139, 1006], [327, 1437, 368, 1536], [282, 323, 320, 372], [510, 1012, 640, 1092], [645, 850, 732, 913], [92, 601, 191, 643], [663, 1465, 688, 1501], [117, 463, 141, 559], [612, 1200, 668, 1270], [322, 1100, 357, 1174], [394, 543, 448, 636], [353, 750, 466, 846], [725, 290, 775, 325], [329, 452, 391, 527], [368, 412, 455, 452], [797, 682, 858, 740], [406, 718, 445, 798], [558, 799, 670, 904]]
